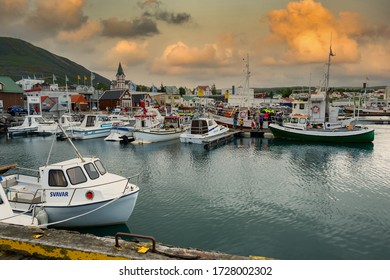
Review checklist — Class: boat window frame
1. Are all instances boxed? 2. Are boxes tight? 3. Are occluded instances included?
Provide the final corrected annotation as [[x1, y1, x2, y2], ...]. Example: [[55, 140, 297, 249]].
[[48, 169, 68, 187], [84, 162, 100, 180], [94, 160, 107, 175], [66, 166, 88, 185]]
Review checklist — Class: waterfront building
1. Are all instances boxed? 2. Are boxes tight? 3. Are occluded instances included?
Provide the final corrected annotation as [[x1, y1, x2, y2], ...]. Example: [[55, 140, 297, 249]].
[[0, 76, 24, 109]]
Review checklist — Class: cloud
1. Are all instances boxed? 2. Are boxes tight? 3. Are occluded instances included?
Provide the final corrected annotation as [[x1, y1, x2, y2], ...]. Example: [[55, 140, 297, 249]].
[[57, 20, 102, 42], [150, 35, 239, 77], [26, 0, 88, 35], [104, 40, 149, 69], [262, 0, 363, 65], [138, 0, 192, 25], [0, 0, 28, 22], [101, 17, 159, 38]]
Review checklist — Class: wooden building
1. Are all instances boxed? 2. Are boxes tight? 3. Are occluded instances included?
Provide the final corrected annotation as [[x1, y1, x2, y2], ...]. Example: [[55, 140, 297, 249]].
[[0, 76, 24, 110]]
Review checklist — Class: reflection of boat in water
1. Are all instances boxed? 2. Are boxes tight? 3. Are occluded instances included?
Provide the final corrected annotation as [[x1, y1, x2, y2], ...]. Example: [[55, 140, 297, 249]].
[[1, 125, 140, 228], [269, 137, 374, 151]]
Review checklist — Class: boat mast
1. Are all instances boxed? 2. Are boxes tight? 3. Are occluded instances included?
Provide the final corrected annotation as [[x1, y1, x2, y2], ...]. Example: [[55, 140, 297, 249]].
[[57, 124, 85, 162]]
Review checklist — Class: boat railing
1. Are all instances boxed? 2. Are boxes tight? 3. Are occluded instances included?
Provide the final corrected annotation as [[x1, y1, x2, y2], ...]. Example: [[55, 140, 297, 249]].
[[14, 167, 40, 182], [123, 173, 141, 194]]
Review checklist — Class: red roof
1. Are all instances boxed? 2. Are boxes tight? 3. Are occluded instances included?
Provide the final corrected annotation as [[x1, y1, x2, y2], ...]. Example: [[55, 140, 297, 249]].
[[71, 95, 88, 104]]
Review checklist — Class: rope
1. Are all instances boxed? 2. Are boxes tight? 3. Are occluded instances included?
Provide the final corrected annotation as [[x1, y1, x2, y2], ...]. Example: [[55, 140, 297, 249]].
[[37, 189, 134, 228]]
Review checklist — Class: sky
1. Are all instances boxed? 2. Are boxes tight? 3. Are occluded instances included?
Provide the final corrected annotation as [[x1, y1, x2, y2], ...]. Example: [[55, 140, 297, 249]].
[[1, 0, 389, 89]]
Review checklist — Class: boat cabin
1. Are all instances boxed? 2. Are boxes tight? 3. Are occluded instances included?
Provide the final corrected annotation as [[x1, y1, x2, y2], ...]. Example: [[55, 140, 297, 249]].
[[190, 118, 217, 135]]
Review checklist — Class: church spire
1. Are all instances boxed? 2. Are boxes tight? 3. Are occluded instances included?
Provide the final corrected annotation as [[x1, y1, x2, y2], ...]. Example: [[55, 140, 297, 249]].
[[116, 62, 125, 77]]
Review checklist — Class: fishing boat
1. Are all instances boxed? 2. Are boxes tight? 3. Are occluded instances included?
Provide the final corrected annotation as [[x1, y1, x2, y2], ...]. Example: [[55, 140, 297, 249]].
[[69, 114, 114, 140], [37, 113, 81, 135], [104, 107, 163, 142], [7, 115, 55, 137], [269, 40, 375, 143], [180, 117, 229, 144], [0, 183, 38, 226], [132, 115, 187, 144], [1, 125, 140, 228]]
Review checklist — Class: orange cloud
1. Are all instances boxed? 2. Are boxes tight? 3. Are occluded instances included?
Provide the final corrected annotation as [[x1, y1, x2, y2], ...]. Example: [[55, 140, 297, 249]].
[[150, 34, 238, 76], [26, 0, 87, 34], [263, 0, 363, 65], [57, 20, 102, 42], [105, 40, 149, 70]]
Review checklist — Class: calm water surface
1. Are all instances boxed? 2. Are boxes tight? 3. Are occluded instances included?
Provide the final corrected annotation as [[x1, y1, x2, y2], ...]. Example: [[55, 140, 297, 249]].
[[1, 124, 389, 260]]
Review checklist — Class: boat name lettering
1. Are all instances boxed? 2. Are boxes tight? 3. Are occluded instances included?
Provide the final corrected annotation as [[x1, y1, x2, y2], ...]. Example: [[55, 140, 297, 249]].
[[50, 191, 69, 197]]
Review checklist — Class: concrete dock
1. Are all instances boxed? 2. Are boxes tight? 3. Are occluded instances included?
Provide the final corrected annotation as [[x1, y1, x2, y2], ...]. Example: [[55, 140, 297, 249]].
[[0, 223, 271, 260]]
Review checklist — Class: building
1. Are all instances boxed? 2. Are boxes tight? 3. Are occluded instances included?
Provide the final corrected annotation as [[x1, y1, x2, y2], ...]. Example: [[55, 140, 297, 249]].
[[195, 86, 211, 97], [110, 62, 137, 91], [0, 76, 25, 109]]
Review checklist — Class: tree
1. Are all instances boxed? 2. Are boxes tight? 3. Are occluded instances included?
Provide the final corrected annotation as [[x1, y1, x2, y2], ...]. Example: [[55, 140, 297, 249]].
[[179, 87, 186, 96], [160, 83, 166, 92], [211, 83, 217, 95]]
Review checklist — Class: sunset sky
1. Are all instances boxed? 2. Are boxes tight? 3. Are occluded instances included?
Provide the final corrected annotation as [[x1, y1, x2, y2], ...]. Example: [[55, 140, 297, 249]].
[[1, 0, 389, 89]]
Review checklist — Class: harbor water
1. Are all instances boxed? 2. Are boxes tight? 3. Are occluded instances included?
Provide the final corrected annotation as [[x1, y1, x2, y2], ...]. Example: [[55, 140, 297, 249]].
[[1, 124, 389, 260]]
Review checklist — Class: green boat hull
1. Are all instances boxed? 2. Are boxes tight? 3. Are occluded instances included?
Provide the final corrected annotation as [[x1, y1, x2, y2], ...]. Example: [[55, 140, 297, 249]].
[[269, 124, 375, 143]]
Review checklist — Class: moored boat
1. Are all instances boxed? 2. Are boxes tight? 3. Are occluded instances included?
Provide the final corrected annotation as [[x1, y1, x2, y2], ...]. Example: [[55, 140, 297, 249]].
[[132, 115, 187, 144], [69, 114, 114, 140], [180, 117, 229, 144], [1, 125, 140, 228]]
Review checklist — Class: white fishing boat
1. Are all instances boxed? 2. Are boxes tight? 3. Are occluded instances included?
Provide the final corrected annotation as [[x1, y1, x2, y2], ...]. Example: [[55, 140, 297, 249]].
[[132, 115, 187, 144], [0, 180, 39, 226], [69, 114, 113, 140], [104, 107, 163, 142], [7, 115, 55, 137], [180, 117, 229, 144], [37, 113, 81, 135], [1, 125, 140, 228]]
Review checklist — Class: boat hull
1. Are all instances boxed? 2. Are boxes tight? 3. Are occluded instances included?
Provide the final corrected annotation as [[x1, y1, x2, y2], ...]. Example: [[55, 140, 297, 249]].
[[133, 129, 183, 143], [70, 128, 112, 139], [269, 123, 375, 143], [16, 190, 139, 228], [180, 128, 229, 144]]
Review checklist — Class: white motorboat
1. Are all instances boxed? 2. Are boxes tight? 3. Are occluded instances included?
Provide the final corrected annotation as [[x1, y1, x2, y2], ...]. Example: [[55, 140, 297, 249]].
[[0, 178, 38, 226], [37, 113, 81, 135], [69, 114, 114, 140], [1, 125, 140, 228], [132, 115, 187, 144], [180, 117, 229, 144], [7, 115, 55, 137], [104, 107, 163, 142]]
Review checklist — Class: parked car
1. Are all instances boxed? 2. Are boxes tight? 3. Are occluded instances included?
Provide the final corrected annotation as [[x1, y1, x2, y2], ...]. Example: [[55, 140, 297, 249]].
[[7, 105, 28, 116]]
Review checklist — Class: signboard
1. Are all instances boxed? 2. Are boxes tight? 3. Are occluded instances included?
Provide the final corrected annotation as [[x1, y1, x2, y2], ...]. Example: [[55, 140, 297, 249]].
[[28, 97, 40, 103]]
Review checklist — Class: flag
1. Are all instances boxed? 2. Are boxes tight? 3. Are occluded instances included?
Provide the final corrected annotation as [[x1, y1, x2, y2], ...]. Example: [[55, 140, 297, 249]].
[[84, 75, 87, 81], [65, 75, 69, 82], [130, 82, 137, 92], [53, 74, 57, 82], [77, 75, 80, 81], [330, 47, 335, 56], [90, 72, 95, 81], [151, 84, 157, 93]]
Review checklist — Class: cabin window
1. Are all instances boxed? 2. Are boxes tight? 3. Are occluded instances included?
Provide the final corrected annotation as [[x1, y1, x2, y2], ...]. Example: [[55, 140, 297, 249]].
[[66, 167, 87, 185], [84, 163, 99, 180], [86, 116, 96, 127], [94, 160, 107, 175], [299, 118, 306, 124], [49, 170, 68, 187], [299, 104, 305, 110], [191, 120, 208, 135]]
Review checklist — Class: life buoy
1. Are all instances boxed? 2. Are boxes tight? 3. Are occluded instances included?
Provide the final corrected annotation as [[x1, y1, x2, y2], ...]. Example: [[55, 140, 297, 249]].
[[239, 111, 247, 119], [312, 106, 320, 114]]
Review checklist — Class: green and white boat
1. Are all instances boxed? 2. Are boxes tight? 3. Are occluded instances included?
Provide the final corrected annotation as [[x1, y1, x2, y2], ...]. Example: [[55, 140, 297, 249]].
[[269, 115, 375, 143], [269, 40, 375, 143]]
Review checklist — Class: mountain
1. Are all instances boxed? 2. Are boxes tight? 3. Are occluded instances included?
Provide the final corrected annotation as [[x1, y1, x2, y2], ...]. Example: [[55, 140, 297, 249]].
[[0, 37, 110, 87]]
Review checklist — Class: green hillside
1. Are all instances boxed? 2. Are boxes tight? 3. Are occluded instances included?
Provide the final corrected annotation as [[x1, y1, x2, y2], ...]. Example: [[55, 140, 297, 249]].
[[0, 37, 110, 87]]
